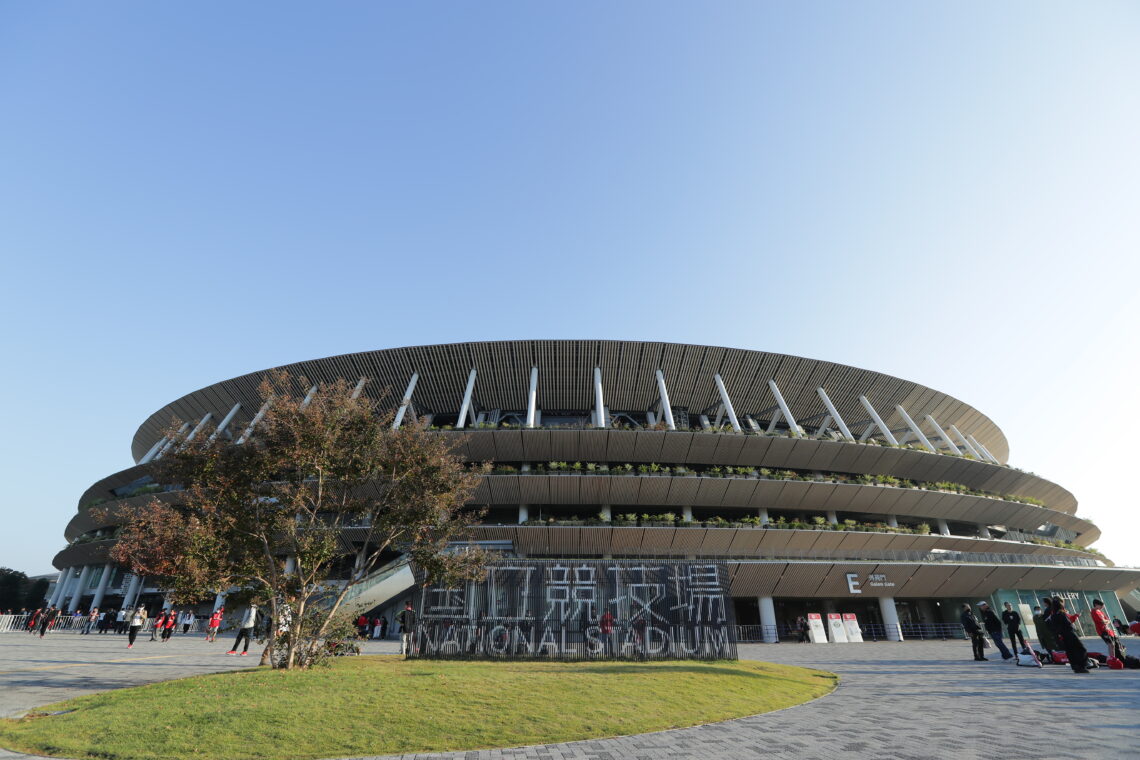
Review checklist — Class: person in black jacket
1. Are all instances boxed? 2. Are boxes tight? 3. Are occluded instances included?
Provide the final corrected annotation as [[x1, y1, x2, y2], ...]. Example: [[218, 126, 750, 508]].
[[960, 604, 987, 661], [977, 601, 1013, 659], [1001, 601, 1026, 651], [1048, 596, 1089, 674]]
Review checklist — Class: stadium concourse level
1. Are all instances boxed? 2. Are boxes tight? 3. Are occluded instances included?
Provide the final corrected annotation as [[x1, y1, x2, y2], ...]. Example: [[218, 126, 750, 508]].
[[43, 341, 1140, 642]]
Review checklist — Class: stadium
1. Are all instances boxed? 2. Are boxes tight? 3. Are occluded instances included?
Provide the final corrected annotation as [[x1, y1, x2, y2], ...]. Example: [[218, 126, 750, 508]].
[[47, 340, 1140, 644]]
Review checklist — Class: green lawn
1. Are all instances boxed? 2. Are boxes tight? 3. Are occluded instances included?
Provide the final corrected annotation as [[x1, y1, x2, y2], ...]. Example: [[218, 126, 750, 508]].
[[0, 656, 836, 760]]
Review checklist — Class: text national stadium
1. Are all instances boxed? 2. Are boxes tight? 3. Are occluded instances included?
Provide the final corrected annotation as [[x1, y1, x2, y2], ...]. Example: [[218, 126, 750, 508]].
[[50, 340, 1138, 656]]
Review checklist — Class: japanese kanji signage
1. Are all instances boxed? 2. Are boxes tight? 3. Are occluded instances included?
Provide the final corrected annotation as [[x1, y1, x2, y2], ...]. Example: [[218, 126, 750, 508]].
[[409, 559, 738, 660]]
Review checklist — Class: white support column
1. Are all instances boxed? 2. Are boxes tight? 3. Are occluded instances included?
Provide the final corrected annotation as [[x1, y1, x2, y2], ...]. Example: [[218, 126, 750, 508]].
[[968, 434, 1000, 464], [816, 387, 855, 442], [155, 422, 191, 459], [758, 508, 769, 524], [49, 568, 70, 607], [766, 410, 785, 434], [936, 519, 951, 537], [284, 556, 297, 575], [184, 412, 214, 444], [813, 415, 833, 439], [768, 379, 801, 437], [518, 505, 529, 524], [654, 370, 677, 430], [858, 396, 899, 445], [758, 596, 779, 643], [879, 596, 903, 641], [123, 574, 143, 610], [350, 377, 368, 399], [392, 372, 420, 429], [90, 562, 114, 609], [712, 373, 742, 432], [924, 415, 961, 455], [977, 524, 992, 539], [139, 438, 166, 464], [949, 425, 982, 459], [894, 405, 935, 453], [682, 506, 693, 522], [68, 565, 93, 612], [826, 511, 838, 525], [209, 403, 243, 442], [886, 515, 899, 528], [593, 368, 607, 428], [299, 384, 319, 410], [456, 369, 478, 429], [237, 399, 273, 444], [601, 505, 613, 521], [213, 593, 227, 612], [526, 367, 539, 428], [744, 415, 762, 433]]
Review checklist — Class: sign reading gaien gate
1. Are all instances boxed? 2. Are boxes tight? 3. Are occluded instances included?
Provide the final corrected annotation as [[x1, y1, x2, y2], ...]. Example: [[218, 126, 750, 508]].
[[409, 559, 737, 660]]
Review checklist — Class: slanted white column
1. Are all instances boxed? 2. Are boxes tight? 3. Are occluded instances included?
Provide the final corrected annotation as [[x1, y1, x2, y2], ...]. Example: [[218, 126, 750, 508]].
[[593, 368, 607, 428], [209, 403, 243, 442], [886, 515, 899, 528], [350, 377, 367, 399], [655, 370, 677, 430], [949, 425, 981, 459], [858, 396, 899, 445], [518, 505, 529, 524], [526, 367, 539, 428], [977, 524, 992, 539], [456, 368, 478, 429], [49, 567, 70, 607], [123, 574, 143, 610], [213, 593, 227, 612], [139, 438, 166, 464], [968, 435, 1000, 464], [758, 508, 769, 524], [299, 384, 319, 410], [879, 596, 903, 641], [392, 372, 420, 429], [90, 563, 114, 609], [758, 596, 779, 643], [714, 374, 742, 432], [682, 506, 693, 522], [894, 405, 935, 453], [768, 380, 801, 437], [68, 565, 93, 612], [936, 519, 951, 537], [826, 511, 838, 525], [237, 399, 273, 444], [816, 387, 855, 442], [924, 415, 961, 455], [155, 422, 191, 459], [184, 412, 214, 444]]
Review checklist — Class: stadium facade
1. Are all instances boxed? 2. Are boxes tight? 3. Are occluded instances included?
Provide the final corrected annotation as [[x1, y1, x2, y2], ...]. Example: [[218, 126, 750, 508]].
[[49, 340, 1139, 642]]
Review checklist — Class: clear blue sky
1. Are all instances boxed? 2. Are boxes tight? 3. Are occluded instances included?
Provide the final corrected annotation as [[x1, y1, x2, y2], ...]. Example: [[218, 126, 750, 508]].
[[2, 2, 1138, 575]]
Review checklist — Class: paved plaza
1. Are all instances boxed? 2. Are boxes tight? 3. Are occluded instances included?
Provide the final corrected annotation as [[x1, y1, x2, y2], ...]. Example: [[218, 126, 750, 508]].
[[0, 633, 1137, 760]]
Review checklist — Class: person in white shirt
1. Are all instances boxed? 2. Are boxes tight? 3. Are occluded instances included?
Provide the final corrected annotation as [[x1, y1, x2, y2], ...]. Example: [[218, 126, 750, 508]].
[[227, 604, 260, 656], [127, 606, 147, 648]]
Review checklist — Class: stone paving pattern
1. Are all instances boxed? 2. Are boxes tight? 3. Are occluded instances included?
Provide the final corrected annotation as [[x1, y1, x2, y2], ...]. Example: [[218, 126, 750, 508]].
[[0, 633, 1137, 759]]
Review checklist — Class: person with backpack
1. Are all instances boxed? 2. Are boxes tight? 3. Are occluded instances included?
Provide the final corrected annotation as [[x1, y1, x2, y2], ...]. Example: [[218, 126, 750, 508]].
[[1091, 599, 1126, 661], [977, 601, 1013, 660], [397, 600, 417, 656], [960, 604, 987, 661], [1001, 602, 1026, 651], [1048, 597, 1089, 674]]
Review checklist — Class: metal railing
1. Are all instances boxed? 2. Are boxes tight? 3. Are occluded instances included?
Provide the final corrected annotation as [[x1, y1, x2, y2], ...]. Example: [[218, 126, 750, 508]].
[[735, 622, 964, 642], [0, 613, 205, 635]]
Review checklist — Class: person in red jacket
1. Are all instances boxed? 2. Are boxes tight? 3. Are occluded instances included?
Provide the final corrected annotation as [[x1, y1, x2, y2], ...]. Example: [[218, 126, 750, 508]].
[[1091, 599, 1126, 660], [206, 608, 223, 642], [161, 609, 177, 642], [599, 609, 615, 657], [1130, 613, 1140, 637]]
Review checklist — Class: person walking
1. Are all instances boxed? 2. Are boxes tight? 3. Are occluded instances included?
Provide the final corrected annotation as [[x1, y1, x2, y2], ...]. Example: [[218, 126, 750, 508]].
[[960, 604, 987, 661], [115, 608, 127, 634], [379, 615, 388, 640], [26, 608, 42, 634], [977, 601, 1013, 659], [180, 610, 194, 634], [127, 605, 147, 648], [206, 607, 223, 642], [161, 610, 177, 642], [1036, 599, 1061, 653], [1048, 597, 1089, 673], [397, 600, 417, 656], [599, 609, 615, 656], [1001, 602, 1026, 652], [1091, 599, 1126, 661], [150, 610, 165, 641], [227, 603, 260, 656], [39, 607, 59, 638], [81, 607, 99, 634]]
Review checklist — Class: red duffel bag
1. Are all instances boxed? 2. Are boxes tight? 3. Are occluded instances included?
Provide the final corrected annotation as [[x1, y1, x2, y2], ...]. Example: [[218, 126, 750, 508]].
[[1107, 656, 1124, 670], [1051, 651, 1069, 665]]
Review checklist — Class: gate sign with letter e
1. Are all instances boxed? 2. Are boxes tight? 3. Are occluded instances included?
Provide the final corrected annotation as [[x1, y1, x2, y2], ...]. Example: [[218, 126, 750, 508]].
[[842, 613, 863, 642], [807, 612, 828, 643], [827, 613, 849, 642]]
